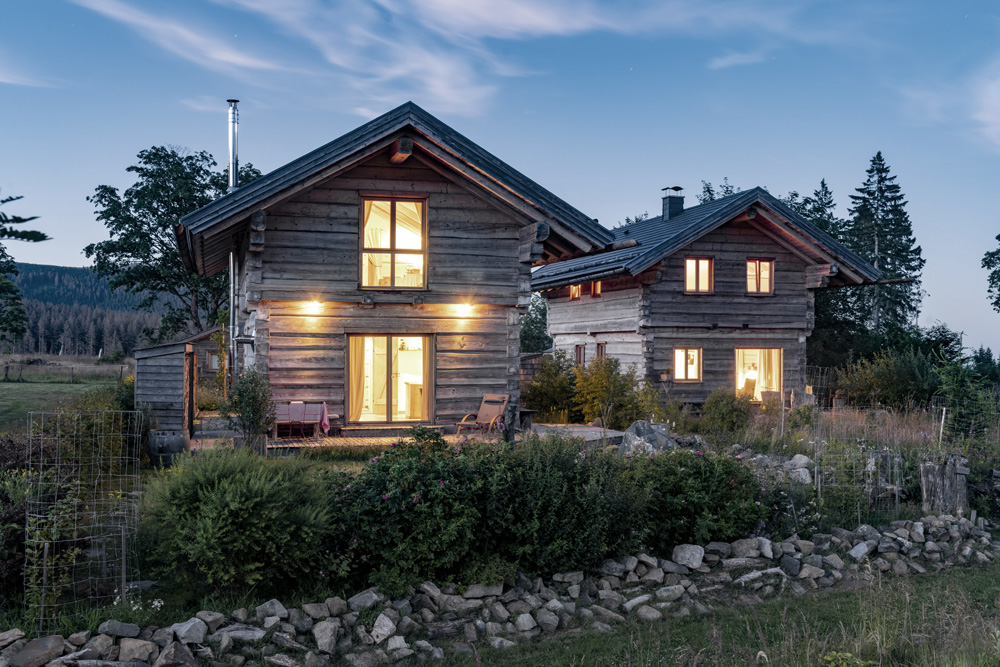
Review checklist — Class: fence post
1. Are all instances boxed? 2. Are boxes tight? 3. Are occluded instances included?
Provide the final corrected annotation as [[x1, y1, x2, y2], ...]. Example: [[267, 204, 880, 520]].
[[40, 541, 49, 634], [937, 407, 947, 449], [121, 525, 127, 608]]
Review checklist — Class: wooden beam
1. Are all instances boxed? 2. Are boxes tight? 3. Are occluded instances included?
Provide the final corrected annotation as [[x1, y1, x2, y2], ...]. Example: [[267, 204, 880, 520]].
[[249, 209, 266, 253], [390, 137, 413, 164], [805, 263, 839, 289]]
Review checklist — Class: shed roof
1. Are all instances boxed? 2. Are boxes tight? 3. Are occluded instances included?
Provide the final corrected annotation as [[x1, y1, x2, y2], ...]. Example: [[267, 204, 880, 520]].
[[532, 187, 880, 290], [177, 102, 614, 275]]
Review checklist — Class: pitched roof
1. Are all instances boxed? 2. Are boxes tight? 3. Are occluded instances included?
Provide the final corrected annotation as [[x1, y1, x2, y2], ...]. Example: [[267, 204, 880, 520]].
[[177, 102, 614, 275], [531, 187, 880, 290]]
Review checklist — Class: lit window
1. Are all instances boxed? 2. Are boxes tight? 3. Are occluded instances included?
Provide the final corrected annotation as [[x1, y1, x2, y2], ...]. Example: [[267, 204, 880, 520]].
[[575, 345, 586, 366], [747, 259, 774, 294], [596, 342, 606, 358], [361, 198, 425, 288], [735, 348, 782, 401], [684, 258, 713, 293], [673, 348, 702, 382], [569, 284, 582, 300], [591, 281, 602, 298]]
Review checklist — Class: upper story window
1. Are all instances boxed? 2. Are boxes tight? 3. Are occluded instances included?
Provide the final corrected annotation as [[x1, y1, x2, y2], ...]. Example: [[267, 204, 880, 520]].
[[569, 284, 582, 300], [747, 259, 774, 294], [596, 342, 606, 358], [361, 198, 425, 289], [591, 281, 602, 298], [684, 257, 713, 294]]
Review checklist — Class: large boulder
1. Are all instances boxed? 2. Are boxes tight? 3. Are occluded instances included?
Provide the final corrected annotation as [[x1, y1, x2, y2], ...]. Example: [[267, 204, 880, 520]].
[[619, 421, 679, 456], [672, 544, 705, 569], [10, 635, 64, 667]]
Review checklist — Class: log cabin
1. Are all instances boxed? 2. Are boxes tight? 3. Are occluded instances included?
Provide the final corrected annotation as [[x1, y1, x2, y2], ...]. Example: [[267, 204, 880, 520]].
[[532, 187, 881, 404], [168, 102, 614, 434]]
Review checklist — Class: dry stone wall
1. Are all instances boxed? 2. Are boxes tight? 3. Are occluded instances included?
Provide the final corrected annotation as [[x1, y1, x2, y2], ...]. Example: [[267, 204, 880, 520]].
[[1, 514, 995, 667]]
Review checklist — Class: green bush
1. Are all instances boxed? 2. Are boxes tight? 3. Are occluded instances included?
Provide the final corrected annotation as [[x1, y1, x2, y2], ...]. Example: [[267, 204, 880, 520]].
[[141, 448, 329, 595], [834, 349, 938, 408], [326, 428, 494, 594], [0, 467, 30, 605], [633, 449, 768, 551], [574, 356, 662, 430], [483, 433, 642, 575], [522, 350, 580, 422], [700, 387, 753, 434], [221, 367, 276, 452]]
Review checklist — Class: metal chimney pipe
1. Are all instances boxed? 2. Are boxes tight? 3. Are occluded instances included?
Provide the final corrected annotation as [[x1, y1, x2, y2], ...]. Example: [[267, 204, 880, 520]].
[[227, 99, 239, 192]]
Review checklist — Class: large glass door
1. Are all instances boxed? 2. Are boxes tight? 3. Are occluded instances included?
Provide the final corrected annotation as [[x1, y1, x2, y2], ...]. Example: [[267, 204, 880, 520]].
[[735, 348, 782, 401], [348, 335, 429, 423]]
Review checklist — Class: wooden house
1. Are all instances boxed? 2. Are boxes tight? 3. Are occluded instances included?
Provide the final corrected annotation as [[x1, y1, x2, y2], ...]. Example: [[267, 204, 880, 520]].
[[532, 188, 880, 404], [172, 102, 614, 432]]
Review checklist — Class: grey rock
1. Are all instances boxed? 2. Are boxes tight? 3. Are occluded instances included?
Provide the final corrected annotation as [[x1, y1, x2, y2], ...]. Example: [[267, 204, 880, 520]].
[[216, 635, 234, 656], [636, 605, 662, 622], [563, 571, 585, 584], [396, 617, 420, 635], [619, 420, 679, 455], [788, 468, 813, 484], [153, 642, 197, 667], [637, 553, 658, 568], [655, 585, 685, 602], [342, 653, 379, 667], [197, 611, 227, 633], [390, 648, 414, 663], [311, 620, 341, 655], [621, 555, 639, 572], [9, 636, 64, 667], [589, 621, 614, 634], [535, 609, 559, 632], [0, 632, 24, 651], [67, 632, 90, 648], [622, 594, 652, 612], [386, 636, 407, 652], [272, 633, 310, 653], [265, 655, 300, 667], [731, 538, 760, 558], [303, 652, 325, 667], [171, 618, 208, 645], [255, 600, 289, 621], [758, 537, 775, 559], [425, 621, 463, 640], [788, 454, 812, 469], [640, 567, 665, 585], [98, 621, 140, 639], [119, 639, 160, 663], [348, 588, 384, 613], [704, 542, 732, 558], [262, 616, 281, 630], [598, 559, 626, 577], [488, 637, 516, 650], [82, 635, 115, 659], [370, 614, 396, 645], [231, 609, 248, 623], [780, 555, 801, 576], [660, 559, 689, 575], [488, 602, 510, 622], [47, 647, 100, 665], [811, 534, 833, 552], [301, 604, 330, 620], [857, 524, 881, 542], [672, 544, 705, 569], [287, 610, 313, 634], [439, 595, 484, 614], [590, 606, 626, 624], [798, 564, 825, 579], [210, 625, 266, 644], [849, 541, 875, 562], [324, 598, 347, 617], [462, 583, 502, 598], [514, 613, 536, 632], [823, 553, 845, 570]]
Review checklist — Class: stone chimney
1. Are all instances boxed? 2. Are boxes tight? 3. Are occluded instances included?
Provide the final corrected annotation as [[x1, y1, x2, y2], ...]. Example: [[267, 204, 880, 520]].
[[662, 186, 684, 219]]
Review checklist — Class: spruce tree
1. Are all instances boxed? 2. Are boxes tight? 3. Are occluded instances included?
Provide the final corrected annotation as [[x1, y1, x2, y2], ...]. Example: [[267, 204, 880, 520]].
[[843, 152, 924, 331]]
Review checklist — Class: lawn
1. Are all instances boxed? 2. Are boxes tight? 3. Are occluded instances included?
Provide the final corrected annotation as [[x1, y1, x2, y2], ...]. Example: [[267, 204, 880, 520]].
[[0, 381, 114, 432], [438, 563, 1000, 666]]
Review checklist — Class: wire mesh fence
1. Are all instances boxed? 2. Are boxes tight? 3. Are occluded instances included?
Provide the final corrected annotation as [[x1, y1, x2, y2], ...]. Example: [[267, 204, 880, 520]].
[[813, 439, 904, 528], [24, 411, 142, 633], [2, 362, 131, 384]]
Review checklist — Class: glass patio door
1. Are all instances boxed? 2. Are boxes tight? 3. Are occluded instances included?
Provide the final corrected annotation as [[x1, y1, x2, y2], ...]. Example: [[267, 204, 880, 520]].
[[348, 335, 429, 423]]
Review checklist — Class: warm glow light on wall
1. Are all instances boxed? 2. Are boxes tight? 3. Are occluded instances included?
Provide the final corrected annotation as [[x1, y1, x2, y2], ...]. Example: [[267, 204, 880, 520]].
[[304, 300, 323, 315], [456, 303, 473, 317]]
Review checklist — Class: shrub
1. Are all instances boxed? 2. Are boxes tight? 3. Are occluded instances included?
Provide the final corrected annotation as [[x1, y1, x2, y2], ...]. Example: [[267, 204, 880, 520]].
[[221, 367, 276, 452], [326, 428, 494, 593], [633, 449, 768, 552], [574, 357, 662, 430], [522, 351, 579, 422], [140, 448, 329, 595], [0, 468, 30, 604], [482, 433, 642, 574], [701, 387, 753, 434], [834, 349, 938, 408]]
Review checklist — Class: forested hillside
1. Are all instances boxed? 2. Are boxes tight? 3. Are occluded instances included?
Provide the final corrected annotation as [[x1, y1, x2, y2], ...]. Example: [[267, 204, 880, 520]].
[[7, 263, 162, 356]]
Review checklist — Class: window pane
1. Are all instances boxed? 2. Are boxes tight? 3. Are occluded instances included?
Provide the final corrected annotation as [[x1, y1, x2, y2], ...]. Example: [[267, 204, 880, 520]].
[[685, 259, 696, 291], [363, 200, 391, 249], [395, 201, 423, 250], [760, 261, 772, 293], [395, 253, 424, 287], [698, 259, 710, 292], [687, 349, 700, 380], [747, 260, 758, 292], [392, 336, 426, 421], [570, 284, 581, 300], [362, 253, 391, 287], [355, 336, 388, 422], [674, 349, 685, 380]]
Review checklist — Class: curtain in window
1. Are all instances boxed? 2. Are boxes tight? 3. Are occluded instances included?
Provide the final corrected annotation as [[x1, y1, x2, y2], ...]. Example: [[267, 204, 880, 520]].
[[349, 336, 365, 422]]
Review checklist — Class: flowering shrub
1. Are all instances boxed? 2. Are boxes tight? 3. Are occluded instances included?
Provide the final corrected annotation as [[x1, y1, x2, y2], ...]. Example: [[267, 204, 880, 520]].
[[632, 449, 768, 552]]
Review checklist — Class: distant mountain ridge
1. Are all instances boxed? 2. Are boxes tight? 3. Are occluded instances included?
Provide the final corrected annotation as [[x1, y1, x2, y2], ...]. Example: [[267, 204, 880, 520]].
[[13, 263, 153, 312]]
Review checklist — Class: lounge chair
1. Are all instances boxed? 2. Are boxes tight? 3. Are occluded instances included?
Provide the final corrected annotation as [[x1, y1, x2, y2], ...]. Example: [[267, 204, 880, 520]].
[[457, 394, 510, 435]]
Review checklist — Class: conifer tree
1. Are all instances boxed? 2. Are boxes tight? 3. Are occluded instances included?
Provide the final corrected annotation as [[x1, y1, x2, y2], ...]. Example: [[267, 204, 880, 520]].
[[843, 152, 924, 331]]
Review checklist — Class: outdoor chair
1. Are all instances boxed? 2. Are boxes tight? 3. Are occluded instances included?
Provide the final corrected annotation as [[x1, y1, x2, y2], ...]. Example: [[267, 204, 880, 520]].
[[457, 394, 510, 436]]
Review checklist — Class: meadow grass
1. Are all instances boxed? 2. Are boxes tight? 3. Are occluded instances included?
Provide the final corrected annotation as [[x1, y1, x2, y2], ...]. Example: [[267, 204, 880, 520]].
[[0, 382, 112, 432]]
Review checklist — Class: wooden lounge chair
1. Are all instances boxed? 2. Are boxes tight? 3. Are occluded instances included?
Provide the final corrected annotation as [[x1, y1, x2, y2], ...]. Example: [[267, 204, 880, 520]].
[[457, 394, 510, 435]]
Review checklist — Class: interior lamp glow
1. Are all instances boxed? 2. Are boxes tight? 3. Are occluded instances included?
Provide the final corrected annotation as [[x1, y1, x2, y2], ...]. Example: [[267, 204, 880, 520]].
[[457, 303, 473, 317], [305, 300, 323, 315]]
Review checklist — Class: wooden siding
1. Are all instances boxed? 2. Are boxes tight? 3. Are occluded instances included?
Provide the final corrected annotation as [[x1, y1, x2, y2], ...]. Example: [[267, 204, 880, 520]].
[[646, 220, 812, 330], [257, 302, 516, 424], [648, 328, 806, 404], [135, 345, 190, 432], [255, 152, 522, 306]]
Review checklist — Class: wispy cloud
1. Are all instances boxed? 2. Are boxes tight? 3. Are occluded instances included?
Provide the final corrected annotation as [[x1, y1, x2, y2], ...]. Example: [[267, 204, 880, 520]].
[[972, 59, 1000, 149], [0, 52, 48, 87], [707, 50, 769, 70], [75, 0, 864, 116], [70, 0, 288, 75]]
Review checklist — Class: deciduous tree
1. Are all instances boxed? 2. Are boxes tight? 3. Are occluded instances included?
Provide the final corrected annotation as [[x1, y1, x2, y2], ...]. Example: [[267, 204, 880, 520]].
[[84, 146, 260, 343]]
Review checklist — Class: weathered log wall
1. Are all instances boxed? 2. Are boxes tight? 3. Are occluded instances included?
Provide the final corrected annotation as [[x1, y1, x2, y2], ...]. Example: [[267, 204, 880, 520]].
[[547, 281, 645, 372]]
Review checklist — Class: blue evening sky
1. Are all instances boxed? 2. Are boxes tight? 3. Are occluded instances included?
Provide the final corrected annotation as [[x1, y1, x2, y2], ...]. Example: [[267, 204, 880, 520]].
[[1, 1, 998, 351]]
